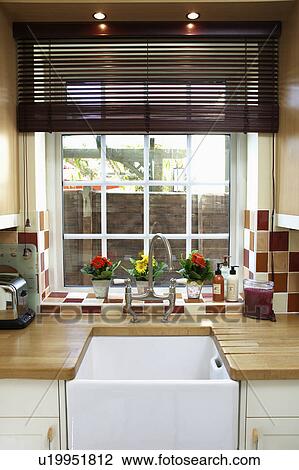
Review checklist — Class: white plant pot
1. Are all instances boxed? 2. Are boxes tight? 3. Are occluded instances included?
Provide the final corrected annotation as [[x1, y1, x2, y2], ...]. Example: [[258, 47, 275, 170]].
[[136, 280, 149, 294], [92, 280, 110, 299]]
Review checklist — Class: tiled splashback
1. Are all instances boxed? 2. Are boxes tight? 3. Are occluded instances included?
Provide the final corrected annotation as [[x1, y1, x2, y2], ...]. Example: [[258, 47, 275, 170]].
[[0, 243, 38, 310], [0, 210, 50, 307], [244, 209, 299, 313]]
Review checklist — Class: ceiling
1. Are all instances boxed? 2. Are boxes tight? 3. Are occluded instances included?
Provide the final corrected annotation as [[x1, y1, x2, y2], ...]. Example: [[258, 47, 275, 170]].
[[1, 1, 294, 22]]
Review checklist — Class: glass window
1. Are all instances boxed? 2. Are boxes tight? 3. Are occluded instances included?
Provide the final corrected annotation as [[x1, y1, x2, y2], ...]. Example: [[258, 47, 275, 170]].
[[62, 134, 230, 286]]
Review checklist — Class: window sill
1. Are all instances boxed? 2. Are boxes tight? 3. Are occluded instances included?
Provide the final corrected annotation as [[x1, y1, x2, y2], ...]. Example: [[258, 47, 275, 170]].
[[40, 287, 244, 315]]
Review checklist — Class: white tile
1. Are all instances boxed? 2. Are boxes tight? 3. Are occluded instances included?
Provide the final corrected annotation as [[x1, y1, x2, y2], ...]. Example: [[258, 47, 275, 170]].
[[249, 250, 256, 272]]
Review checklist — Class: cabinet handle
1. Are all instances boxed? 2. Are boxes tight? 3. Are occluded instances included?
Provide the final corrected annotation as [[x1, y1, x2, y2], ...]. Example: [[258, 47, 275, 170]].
[[47, 426, 54, 450], [252, 428, 259, 450]]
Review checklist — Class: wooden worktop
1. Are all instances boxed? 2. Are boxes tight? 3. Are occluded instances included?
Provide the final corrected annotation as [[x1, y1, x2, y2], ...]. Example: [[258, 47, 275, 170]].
[[0, 314, 299, 381]]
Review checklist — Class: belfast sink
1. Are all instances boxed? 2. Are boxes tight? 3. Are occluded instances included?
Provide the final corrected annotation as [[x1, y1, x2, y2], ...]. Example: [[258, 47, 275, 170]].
[[67, 336, 239, 450]]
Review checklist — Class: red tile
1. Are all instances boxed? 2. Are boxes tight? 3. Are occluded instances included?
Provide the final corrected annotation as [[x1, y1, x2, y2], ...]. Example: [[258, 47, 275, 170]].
[[288, 294, 299, 313], [48, 292, 68, 298], [268, 273, 288, 292], [172, 306, 185, 314], [40, 252, 45, 272], [45, 269, 49, 288], [63, 298, 84, 303], [256, 252, 268, 272], [104, 298, 123, 303], [44, 231, 49, 250], [18, 232, 38, 248], [206, 305, 226, 314], [270, 231, 289, 252], [257, 210, 269, 231], [244, 249, 249, 269], [82, 306, 102, 313], [40, 305, 60, 313], [289, 252, 299, 272], [244, 210, 250, 229]]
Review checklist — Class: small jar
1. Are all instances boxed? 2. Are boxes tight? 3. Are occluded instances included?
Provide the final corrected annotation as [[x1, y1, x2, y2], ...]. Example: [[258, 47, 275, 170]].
[[243, 279, 275, 321]]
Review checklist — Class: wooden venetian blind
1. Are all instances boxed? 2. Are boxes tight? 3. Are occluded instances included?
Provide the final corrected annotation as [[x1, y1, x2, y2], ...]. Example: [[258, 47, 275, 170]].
[[14, 22, 280, 133]]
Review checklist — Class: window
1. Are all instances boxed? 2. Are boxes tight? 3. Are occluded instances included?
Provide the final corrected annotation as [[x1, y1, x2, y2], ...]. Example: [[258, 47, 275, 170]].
[[61, 134, 230, 286]]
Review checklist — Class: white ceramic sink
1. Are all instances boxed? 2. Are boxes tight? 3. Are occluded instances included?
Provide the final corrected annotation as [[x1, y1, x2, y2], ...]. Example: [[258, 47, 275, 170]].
[[67, 336, 239, 450]]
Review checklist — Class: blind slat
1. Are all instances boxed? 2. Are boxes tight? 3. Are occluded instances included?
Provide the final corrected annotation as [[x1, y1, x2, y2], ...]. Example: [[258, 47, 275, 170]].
[[16, 33, 279, 133]]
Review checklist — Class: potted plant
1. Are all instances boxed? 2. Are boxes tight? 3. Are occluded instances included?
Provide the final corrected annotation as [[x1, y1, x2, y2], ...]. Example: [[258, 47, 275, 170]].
[[123, 253, 168, 294], [178, 250, 213, 299], [81, 255, 121, 298]]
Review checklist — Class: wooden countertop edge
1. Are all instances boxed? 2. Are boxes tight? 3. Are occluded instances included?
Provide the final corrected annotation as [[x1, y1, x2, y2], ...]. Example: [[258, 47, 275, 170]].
[[1, 314, 299, 381]]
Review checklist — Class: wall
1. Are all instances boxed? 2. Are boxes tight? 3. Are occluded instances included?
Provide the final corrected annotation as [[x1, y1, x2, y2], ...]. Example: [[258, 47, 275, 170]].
[[276, 0, 299, 217], [0, 7, 19, 217], [244, 134, 299, 313]]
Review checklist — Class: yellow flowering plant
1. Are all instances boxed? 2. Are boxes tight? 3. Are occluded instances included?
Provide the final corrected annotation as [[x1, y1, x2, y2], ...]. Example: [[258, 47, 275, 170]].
[[123, 253, 168, 281]]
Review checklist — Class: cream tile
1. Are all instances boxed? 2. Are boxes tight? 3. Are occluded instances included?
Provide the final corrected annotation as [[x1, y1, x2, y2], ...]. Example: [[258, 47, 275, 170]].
[[255, 273, 268, 282], [244, 229, 250, 250], [289, 273, 299, 293], [256, 231, 269, 252], [273, 293, 288, 313], [184, 304, 207, 315], [0, 231, 18, 244], [289, 230, 299, 251], [269, 252, 289, 273]]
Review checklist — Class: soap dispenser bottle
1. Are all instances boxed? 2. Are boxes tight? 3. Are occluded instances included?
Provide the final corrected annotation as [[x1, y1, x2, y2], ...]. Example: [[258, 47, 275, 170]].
[[220, 256, 230, 298], [227, 266, 239, 302], [213, 263, 224, 302]]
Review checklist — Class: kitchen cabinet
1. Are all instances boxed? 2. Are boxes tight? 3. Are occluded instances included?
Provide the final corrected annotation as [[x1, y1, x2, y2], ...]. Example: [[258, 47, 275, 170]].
[[0, 379, 67, 450], [0, 418, 60, 450], [239, 380, 299, 450], [246, 418, 299, 450], [276, 1, 299, 229], [0, 9, 19, 226]]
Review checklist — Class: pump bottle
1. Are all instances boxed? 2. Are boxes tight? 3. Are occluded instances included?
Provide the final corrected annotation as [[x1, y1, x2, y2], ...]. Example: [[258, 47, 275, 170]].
[[220, 256, 230, 298], [212, 263, 224, 302], [227, 266, 239, 302]]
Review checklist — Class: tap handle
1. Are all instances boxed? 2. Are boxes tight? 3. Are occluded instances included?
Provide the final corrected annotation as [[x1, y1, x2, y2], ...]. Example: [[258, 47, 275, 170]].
[[125, 278, 132, 293], [169, 278, 176, 293]]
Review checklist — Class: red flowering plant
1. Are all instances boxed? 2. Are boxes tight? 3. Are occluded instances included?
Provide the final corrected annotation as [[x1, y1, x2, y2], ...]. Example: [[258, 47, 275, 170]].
[[81, 255, 121, 280], [178, 250, 213, 283]]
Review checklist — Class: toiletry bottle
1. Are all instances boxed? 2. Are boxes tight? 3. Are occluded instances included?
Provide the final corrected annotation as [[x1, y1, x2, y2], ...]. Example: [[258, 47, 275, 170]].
[[221, 256, 230, 298], [213, 263, 224, 302], [227, 266, 239, 302]]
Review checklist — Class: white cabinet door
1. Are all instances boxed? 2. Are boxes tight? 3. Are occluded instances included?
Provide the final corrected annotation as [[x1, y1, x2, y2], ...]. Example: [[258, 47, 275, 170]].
[[246, 418, 299, 450], [0, 418, 60, 450]]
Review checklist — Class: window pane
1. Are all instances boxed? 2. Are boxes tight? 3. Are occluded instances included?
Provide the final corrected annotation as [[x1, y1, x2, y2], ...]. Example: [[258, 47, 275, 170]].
[[149, 190, 186, 234], [149, 135, 186, 181], [191, 239, 229, 271], [106, 135, 144, 181], [152, 239, 186, 272], [190, 135, 229, 182], [192, 186, 229, 234], [64, 187, 101, 234], [107, 190, 143, 234], [64, 239, 101, 286], [63, 135, 101, 181], [107, 239, 144, 270]]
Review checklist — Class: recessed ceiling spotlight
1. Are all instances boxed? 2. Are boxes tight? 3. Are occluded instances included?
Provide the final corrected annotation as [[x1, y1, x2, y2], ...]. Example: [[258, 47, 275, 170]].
[[186, 12, 200, 20], [93, 12, 107, 20]]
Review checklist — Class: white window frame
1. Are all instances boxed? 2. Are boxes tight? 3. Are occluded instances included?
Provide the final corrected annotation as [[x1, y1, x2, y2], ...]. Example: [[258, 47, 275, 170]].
[[46, 132, 246, 291]]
